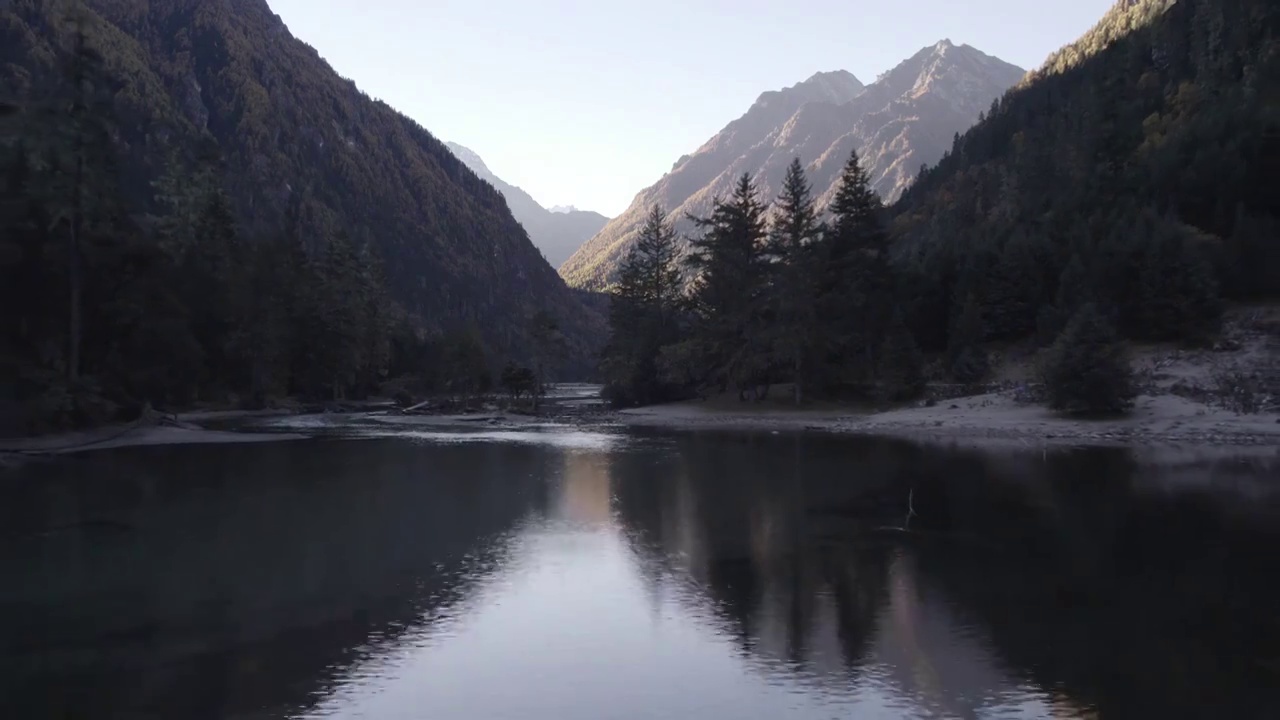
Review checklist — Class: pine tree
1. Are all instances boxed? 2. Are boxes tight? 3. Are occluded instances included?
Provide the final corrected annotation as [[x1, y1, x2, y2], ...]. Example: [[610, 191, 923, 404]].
[[1055, 252, 1092, 318], [1133, 214, 1221, 343], [635, 205, 684, 319], [1042, 303, 1136, 415], [440, 328, 492, 399], [243, 227, 299, 404], [355, 240, 393, 393], [984, 232, 1048, 339], [603, 205, 685, 405], [685, 174, 770, 398], [531, 309, 567, 411], [876, 308, 926, 402], [766, 158, 823, 404], [315, 231, 368, 399], [43, 16, 119, 381], [186, 186, 245, 392], [949, 292, 989, 383], [816, 149, 893, 393]]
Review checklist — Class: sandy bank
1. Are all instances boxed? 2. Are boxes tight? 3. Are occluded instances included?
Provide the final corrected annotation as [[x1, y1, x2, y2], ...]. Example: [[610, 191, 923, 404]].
[[618, 391, 1280, 448], [0, 423, 307, 457], [623, 310, 1280, 449]]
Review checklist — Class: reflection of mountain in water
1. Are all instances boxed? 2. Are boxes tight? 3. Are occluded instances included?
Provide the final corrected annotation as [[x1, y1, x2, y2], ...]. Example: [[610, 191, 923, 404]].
[[612, 431, 1280, 719], [5, 430, 1280, 719], [0, 439, 551, 719]]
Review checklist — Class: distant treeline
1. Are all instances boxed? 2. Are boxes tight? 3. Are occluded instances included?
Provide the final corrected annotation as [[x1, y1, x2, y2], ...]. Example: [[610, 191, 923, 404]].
[[602, 156, 925, 408]]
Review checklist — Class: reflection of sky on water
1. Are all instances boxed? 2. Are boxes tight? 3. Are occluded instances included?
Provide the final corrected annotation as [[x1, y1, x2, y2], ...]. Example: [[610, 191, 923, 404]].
[[7, 427, 1278, 720], [301, 441, 1076, 720], [395, 429, 621, 451], [253, 411, 624, 451]]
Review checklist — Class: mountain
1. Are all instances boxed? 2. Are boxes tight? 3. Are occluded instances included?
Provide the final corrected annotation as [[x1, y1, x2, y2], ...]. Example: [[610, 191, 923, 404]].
[[560, 45, 1024, 289], [0, 0, 603, 371], [445, 142, 609, 268]]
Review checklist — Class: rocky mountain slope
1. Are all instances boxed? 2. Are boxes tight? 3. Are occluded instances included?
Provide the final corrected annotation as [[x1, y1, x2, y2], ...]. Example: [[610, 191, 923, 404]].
[[445, 142, 609, 268], [560, 43, 1024, 289], [0, 0, 603, 366]]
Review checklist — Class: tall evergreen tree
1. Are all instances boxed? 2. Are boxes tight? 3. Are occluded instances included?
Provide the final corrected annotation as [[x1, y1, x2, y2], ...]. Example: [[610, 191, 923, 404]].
[[1056, 252, 1093, 318], [531, 309, 568, 411], [984, 232, 1049, 339], [815, 150, 893, 393], [876, 307, 926, 402], [603, 205, 684, 406], [634, 205, 684, 327], [685, 174, 770, 398], [766, 158, 824, 404], [1132, 213, 1221, 343], [949, 292, 989, 383], [44, 16, 119, 381]]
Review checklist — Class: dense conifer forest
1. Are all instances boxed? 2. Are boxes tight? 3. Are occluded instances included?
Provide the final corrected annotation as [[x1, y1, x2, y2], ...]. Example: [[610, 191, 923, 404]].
[[0, 0, 600, 433]]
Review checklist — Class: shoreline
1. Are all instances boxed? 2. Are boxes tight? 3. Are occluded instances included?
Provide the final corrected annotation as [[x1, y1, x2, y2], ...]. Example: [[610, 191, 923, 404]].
[[0, 416, 308, 459], [4, 387, 1277, 464], [615, 391, 1280, 449]]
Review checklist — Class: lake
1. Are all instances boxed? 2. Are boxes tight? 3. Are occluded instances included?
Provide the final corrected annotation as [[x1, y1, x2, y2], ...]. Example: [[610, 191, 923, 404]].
[[3, 421, 1279, 719]]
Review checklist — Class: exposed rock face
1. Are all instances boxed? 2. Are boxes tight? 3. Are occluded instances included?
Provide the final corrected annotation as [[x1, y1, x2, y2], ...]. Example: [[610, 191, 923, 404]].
[[560, 43, 1025, 289]]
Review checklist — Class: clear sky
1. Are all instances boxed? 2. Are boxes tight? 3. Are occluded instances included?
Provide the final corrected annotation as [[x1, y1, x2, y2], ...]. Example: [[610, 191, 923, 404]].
[[269, 0, 1116, 216]]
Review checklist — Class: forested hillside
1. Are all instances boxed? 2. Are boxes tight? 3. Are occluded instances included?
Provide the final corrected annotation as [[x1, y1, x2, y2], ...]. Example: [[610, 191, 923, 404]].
[[893, 0, 1279, 351], [602, 0, 1277, 410], [0, 0, 601, 432]]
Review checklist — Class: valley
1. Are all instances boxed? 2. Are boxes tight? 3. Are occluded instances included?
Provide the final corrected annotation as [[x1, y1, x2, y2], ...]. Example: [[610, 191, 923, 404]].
[[1, 0, 1276, 444], [2, 1, 1279, 718]]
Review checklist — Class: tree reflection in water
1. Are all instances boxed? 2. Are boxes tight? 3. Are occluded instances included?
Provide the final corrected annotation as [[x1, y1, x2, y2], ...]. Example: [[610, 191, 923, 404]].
[[3, 430, 1278, 719]]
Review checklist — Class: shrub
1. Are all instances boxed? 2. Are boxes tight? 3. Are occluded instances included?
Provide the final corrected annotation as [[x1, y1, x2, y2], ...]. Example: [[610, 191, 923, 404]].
[[1213, 371, 1263, 415], [1042, 303, 1136, 415]]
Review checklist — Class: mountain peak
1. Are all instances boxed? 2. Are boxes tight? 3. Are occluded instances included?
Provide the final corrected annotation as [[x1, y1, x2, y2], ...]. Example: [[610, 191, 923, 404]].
[[870, 40, 1026, 107], [801, 69, 861, 85], [751, 70, 865, 113], [445, 141, 491, 175], [560, 44, 1026, 289], [788, 69, 866, 104]]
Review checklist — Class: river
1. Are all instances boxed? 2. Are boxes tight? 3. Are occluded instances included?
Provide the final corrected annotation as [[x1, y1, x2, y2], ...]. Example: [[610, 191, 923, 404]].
[[2, 419, 1279, 719]]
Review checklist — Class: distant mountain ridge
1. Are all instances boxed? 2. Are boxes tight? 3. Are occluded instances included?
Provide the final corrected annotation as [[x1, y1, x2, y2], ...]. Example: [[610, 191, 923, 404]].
[[560, 41, 1025, 289], [445, 142, 609, 269]]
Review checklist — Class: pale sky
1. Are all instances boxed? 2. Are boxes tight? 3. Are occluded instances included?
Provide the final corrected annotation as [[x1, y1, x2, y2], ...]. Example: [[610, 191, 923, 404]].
[[269, 0, 1116, 216]]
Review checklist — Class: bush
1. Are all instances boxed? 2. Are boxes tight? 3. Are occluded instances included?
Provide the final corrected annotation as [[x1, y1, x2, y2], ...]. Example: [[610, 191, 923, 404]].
[[500, 362, 538, 400], [1213, 371, 1263, 414], [1041, 304, 1136, 415]]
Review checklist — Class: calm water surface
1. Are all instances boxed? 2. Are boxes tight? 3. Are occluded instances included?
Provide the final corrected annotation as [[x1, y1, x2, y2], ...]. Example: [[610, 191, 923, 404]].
[[3, 423, 1279, 719]]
